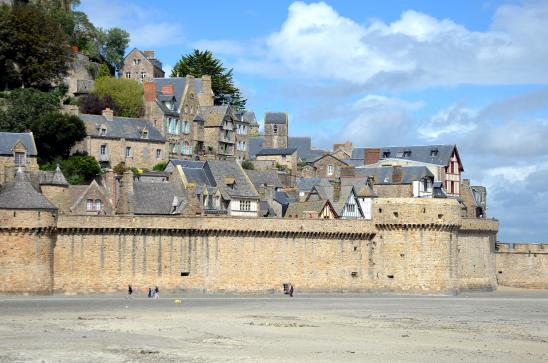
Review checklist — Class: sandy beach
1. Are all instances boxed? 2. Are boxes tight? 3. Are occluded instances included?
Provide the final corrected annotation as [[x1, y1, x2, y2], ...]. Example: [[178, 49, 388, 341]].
[[0, 289, 547, 362]]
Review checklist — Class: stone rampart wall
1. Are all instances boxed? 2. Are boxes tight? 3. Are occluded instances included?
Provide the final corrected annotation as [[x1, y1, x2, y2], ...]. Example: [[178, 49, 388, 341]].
[[495, 243, 547, 289]]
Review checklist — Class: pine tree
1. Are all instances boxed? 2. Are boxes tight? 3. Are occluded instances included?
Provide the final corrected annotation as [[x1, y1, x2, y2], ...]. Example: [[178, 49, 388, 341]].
[[171, 50, 247, 110]]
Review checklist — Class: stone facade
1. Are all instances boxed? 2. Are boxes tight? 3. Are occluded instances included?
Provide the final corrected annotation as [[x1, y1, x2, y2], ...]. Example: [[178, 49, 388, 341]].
[[0, 133, 39, 186], [495, 243, 547, 289], [309, 154, 349, 179], [256, 151, 297, 173], [264, 112, 288, 149], [121, 48, 164, 83], [65, 53, 99, 98]]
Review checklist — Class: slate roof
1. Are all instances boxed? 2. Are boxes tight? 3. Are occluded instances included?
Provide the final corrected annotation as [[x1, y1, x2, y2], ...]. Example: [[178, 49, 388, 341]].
[[133, 181, 187, 215], [235, 110, 257, 125], [39, 165, 69, 186], [264, 112, 287, 124], [204, 160, 259, 199], [256, 148, 297, 156], [354, 166, 434, 184], [79, 114, 165, 142], [0, 132, 38, 156], [274, 191, 294, 206], [352, 145, 460, 168], [259, 200, 276, 217], [285, 200, 330, 217], [248, 137, 264, 159], [200, 105, 231, 127], [341, 177, 377, 197], [288, 137, 325, 161], [152, 77, 203, 113], [310, 153, 349, 165], [295, 177, 329, 193], [245, 170, 283, 190], [0, 169, 56, 210]]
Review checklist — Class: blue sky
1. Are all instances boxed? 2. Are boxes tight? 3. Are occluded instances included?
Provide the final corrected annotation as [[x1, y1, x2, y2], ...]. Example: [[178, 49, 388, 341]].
[[79, 0, 548, 242]]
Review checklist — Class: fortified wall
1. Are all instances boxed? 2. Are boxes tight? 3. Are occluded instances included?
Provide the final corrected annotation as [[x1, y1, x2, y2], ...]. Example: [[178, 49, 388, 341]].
[[495, 243, 548, 289], [0, 198, 502, 295]]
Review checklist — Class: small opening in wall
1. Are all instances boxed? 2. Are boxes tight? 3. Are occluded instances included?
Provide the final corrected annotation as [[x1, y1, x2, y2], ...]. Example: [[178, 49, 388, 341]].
[[498, 271, 503, 274], [393, 212, 399, 218], [438, 214, 443, 219], [180, 272, 190, 277], [400, 253, 405, 258], [378, 208, 382, 213], [387, 274, 394, 279], [423, 208, 426, 213], [351, 272, 358, 278], [13, 211, 16, 217], [353, 246, 358, 252]]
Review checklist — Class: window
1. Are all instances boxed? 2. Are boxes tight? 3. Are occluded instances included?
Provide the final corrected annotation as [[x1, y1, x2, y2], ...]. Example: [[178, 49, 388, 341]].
[[141, 130, 148, 139], [86, 199, 94, 211], [240, 200, 251, 211], [431, 149, 438, 157], [403, 151, 411, 157], [95, 199, 101, 211], [140, 72, 146, 80], [126, 147, 132, 157], [99, 126, 107, 136], [14, 152, 25, 166], [100, 145, 107, 156], [273, 125, 278, 135], [382, 151, 391, 158], [156, 149, 162, 159], [170, 143, 177, 154], [347, 204, 355, 213], [125, 72, 131, 79], [327, 164, 334, 176], [450, 161, 455, 174], [133, 58, 141, 65]]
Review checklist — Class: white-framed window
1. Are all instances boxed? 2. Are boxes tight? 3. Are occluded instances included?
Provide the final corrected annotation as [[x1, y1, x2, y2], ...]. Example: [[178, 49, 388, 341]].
[[99, 126, 107, 136], [95, 199, 101, 211], [133, 58, 141, 65], [141, 130, 148, 139], [126, 147, 132, 157], [100, 144, 107, 156], [86, 199, 94, 211], [347, 204, 355, 213], [14, 152, 25, 166], [240, 200, 251, 211], [156, 149, 162, 159], [125, 72, 131, 79], [327, 164, 334, 176], [140, 72, 146, 80]]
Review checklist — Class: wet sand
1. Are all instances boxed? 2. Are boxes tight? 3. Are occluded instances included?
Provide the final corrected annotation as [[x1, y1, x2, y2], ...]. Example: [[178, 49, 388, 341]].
[[0, 289, 547, 362]]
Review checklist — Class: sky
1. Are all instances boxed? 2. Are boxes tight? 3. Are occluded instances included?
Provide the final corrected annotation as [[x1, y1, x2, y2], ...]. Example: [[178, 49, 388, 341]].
[[78, 0, 548, 242]]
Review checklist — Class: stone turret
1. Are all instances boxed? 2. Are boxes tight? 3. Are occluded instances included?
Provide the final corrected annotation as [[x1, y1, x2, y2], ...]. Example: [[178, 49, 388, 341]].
[[40, 165, 69, 212], [0, 168, 58, 294]]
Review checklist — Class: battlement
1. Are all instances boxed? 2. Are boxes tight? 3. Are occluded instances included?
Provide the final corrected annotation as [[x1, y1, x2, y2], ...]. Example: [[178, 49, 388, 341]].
[[373, 198, 462, 229], [496, 243, 547, 254]]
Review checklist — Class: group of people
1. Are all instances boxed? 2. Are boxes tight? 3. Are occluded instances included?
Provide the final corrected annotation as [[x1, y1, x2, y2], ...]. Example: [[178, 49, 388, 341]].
[[127, 285, 160, 299]]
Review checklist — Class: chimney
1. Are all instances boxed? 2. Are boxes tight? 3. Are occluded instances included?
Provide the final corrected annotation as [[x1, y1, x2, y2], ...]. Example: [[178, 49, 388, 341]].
[[144, 81, 157, 102], [392, 165, 402, 184], [116, 171, 134, 214], [364, 148, 380, 165], [199, 75, 214, 106], [143, 50, 155, 59], [102, 108, 113, 121], [161, 84, 174, 96], [331, 178, 341, 202], [260, 184, 276, 205], [344, 141, 353, 155], [102, 168, 117, 208]]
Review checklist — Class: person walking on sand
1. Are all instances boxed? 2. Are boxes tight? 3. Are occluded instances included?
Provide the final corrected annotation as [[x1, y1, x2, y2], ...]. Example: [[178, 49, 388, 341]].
[[128, 285, 133, 298], [154, 286, 160, 299], [148, 287, 152, 298], [289, 283, 294, 297]]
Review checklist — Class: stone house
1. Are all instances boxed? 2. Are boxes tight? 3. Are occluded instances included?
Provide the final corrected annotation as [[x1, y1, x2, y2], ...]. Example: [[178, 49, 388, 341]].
[[121, 48, 164, 82], [0, 132, 39, 186], [285, 199, 337, 219], [460, 179, 487, 218], [234, 110, 256, 161], [306, 181, 364, 219], [352, 144, 463, 197], [352, 165, 435, 198], [255, 148, 298, 173], [201, 105, 237, 159], [263, 112, 288, 149], [306, 153, 349, 179], [74, 109, 167, 170], [144, 76, 213, 160]]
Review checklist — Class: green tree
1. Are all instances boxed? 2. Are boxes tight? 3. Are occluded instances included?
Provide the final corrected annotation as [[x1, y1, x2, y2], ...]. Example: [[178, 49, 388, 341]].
[[32, 112, 86, 162], [94, 77, 143, 117], [241, 159, 254, 170], [0, 4, 69, 89], [0, 88, 61, 132], [41, 153, 100, 185], [171, 49, 247, 110], [97, 63, 111, 79], [97, 27, 130, 75]]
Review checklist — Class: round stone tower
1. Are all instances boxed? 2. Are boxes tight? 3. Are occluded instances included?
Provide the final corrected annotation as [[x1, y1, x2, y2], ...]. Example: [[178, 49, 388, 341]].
[[0, 168, 58, 294]]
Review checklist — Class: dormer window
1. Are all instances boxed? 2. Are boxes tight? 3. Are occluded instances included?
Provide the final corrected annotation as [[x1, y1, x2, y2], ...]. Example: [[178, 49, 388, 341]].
[[403, 150, 411, 158], [98, 125, 107, 136], [14, 151, 25, 166], [431, 149, 438, 157], [273, 125, 278, 135], [382, 151, 391, 158], [140, 128, 149, 139]]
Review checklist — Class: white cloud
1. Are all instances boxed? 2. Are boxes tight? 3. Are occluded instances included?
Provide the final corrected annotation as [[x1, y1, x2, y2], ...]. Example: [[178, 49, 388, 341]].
[[486, 165, 537, 183], [230, 1, 548, 89], [419, 105, 477, 140]]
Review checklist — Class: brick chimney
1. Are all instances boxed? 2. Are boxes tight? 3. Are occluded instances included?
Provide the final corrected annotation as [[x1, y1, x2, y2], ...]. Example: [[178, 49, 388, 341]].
[[392, 165, 402, 184], [101, 169, 117, 208], [199, 75, 214, 106], [144, 81, 157, 102], [161, 84, 174, 96], [102, 108, 113, 121], [143, 50, 155, 59], [364, 148, 380, 165]]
